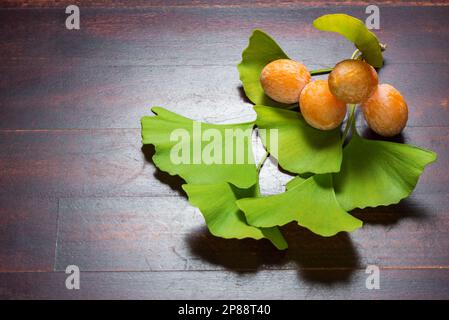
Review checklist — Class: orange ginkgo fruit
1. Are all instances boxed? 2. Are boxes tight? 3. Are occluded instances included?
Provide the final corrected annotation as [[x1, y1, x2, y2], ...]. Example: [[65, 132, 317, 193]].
[[328, 59, 378, 104], [260, 59, 311, 104], [299, 80, 347, 130], [362, 84, 409, 137]]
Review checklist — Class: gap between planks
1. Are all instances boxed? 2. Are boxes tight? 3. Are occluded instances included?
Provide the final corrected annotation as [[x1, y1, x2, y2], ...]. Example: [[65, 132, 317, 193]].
[[3, 265, 449, 274], [3, 124, 449, 133]]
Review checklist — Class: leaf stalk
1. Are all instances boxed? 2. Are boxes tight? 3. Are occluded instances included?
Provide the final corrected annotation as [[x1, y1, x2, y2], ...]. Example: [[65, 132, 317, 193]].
[[342, 104, 356, 144]]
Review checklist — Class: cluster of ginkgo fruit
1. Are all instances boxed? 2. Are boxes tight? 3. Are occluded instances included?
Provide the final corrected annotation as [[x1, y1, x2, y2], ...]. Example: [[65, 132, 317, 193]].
[[260, 58, 408, 137]]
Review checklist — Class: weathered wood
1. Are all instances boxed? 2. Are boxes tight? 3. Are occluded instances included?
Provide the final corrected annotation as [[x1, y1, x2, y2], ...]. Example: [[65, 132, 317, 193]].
[[0, 1, 448, 299], [54, 194, 449, 272], [0, 65, 258, 129], [1, 6, 448, 130], [0, 6, 448, 68], [0, 127, 444, 198], [0, 63, 448, 129], [4, 0, 449, 8], [0, 197, 57, 272]]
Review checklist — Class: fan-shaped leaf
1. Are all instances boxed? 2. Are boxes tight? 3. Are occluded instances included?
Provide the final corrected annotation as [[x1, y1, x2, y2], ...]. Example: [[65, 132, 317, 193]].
[[285, 175, 307, 190], [237, 29, 292, 108], [141, 107, 257, 188], [237, 174, 362, 237], [333, 131, 437, 211], [183, 182, 288, 249], [254, 105, 342, 174]]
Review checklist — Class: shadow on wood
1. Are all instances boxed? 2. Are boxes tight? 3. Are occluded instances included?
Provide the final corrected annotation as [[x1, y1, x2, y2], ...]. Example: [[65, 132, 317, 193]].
[[185, 198, 430, 284], [352, 197, 431, 226], [185, 223, 360, 284]]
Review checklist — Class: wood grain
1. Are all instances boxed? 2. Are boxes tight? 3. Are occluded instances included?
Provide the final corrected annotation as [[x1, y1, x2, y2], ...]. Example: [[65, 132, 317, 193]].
[[0, 65, 258, 129], [0, 126, 445, 198], [0, 197, 57, 272], [1, 6, 448, 131], [0, 6, 448, 67], [54, 194, 449, 272], [1, 63, 448, 130], [3, 1, 449, 9], [1, 269, 449, 300]]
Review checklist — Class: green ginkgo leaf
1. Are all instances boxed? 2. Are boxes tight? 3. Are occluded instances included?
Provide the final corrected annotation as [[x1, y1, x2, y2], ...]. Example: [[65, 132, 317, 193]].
[[254, 105, 342, 174], [313, 13, 383, 68], [333, 131, 437, 211], [141, 107, 257, 188], [183, 182, 288, 250], [285, 175, 307, 190], [237, 174, 362, 237], [237, 29, 292, 108]]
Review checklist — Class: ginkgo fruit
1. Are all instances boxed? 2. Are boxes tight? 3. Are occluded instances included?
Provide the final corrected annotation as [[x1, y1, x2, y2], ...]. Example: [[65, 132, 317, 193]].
[[362, 84, 408, 137], [299, 80, 347, 130], [328, 59, 378, 103], [260, 59, 311, 104]]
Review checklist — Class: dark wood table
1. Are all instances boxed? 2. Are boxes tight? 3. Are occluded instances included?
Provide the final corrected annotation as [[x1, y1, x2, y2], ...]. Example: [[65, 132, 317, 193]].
[[1, 0, 448, 299]]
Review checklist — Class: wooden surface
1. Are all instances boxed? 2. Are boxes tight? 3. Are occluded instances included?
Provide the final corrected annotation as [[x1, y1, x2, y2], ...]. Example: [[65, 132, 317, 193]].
[[1, 1, 449, 299]]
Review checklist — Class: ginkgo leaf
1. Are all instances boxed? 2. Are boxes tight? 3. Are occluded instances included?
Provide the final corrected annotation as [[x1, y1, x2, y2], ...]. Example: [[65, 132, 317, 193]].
[[254, 105, 342, 174], [141, 107, 257, 188], [333, 131, 437, 211], [237, 29, 292, 108], [183, 182, 288, 250], [313, 13, 383, 68], [285, 175, 306, 190], [237, 174, 362, 237]]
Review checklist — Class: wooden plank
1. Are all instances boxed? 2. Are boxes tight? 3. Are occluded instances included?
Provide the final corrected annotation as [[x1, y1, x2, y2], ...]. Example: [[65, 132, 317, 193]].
[[355, 63, 449, 128], [0, 129, 183, 198], [0, 65, 257, 129], [1, 6, 448, 129], [1, 63, 448, 129], [0, 196, 57, 272], [0, 127, 445, 199], [1, 269, 448, 299], [0, 6, 448, 68], [1, 1, 448, 300], [54, 193, 449, 272]]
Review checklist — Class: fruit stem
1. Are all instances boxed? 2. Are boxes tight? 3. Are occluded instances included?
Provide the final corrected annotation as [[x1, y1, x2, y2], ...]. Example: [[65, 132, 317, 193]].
[[257, 151, 270, 173], [351, 48, 361, 60], [310, 68, 333, 76], [341, 104, 356, 144]]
